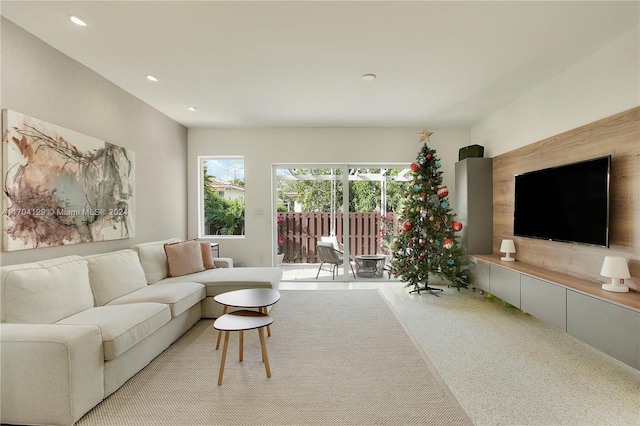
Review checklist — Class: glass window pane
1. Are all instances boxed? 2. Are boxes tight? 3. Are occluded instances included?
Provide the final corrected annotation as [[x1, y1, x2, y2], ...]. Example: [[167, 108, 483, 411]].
[[201, 157, 245, 236]]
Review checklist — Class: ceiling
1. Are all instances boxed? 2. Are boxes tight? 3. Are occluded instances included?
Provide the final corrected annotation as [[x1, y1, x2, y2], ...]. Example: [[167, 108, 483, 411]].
[[1, 1, 638, 129]]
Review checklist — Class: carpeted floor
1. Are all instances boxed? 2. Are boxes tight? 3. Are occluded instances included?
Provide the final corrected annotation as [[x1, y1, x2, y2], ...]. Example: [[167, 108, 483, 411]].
[[76, 290, 472, 425]]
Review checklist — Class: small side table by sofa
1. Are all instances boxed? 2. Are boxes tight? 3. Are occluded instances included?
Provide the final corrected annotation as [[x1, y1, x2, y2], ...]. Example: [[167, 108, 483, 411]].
[[213, 310, 272, 385]]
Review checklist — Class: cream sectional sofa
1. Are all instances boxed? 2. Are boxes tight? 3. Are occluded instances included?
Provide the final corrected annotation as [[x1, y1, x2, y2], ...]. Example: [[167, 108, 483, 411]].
[[132, 238, 282, 318], [0, 239, 282, 426]]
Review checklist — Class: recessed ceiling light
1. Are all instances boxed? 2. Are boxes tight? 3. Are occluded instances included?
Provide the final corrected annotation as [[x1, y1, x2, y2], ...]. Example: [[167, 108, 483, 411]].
[[188, 106, 197, 112], [146, 75, 158, 82], [362, 73, 377, 81], [69, 15, 88, 27]]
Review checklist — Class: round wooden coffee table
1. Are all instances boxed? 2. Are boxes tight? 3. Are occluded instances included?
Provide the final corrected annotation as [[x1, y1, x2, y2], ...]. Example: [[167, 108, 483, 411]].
[[213, 310, 273, 385], [214, 288, 281, 349]]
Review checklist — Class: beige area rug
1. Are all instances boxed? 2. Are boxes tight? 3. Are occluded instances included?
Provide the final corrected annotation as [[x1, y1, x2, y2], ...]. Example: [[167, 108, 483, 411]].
[[77, 290, 472, 425]]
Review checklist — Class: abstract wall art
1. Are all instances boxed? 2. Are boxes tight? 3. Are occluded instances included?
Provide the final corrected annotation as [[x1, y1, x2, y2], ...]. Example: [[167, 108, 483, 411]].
[[2, 110, 135, 251]]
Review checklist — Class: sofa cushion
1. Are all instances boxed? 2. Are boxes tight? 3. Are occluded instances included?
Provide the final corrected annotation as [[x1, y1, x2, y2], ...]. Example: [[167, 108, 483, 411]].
[[158, 267, 282, 296], [198, 241, 216, 270], [164, 240, 205, 277], [56, 303, 171, 360], [85, 249, 148, 306], [0, 256, 94, 324], [131, 238, 181, 283], [107, 282, 205, 317]]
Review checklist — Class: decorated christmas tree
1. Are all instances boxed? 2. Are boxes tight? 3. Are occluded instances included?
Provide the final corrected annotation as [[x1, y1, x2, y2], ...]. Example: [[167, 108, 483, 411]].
[[390, 129, 469, 295]]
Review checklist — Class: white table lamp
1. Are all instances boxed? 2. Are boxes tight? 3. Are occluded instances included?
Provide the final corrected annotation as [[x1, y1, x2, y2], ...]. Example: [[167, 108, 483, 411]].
[[500, 239, 516, 262], [600, 256, 630, 293]]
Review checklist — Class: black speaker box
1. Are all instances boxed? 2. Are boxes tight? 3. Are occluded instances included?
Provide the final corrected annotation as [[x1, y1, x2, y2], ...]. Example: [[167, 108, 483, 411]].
[[458, 144, 484, 161]]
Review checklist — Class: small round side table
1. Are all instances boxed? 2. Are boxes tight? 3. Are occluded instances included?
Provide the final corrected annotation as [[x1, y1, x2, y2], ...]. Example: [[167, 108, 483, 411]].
[[214, 288, 281, 349], [213, 310, 273, 385]]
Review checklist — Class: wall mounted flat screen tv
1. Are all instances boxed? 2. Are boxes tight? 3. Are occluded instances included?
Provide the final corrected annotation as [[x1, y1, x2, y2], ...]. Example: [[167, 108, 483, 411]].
[[514, 156, 610, 247]]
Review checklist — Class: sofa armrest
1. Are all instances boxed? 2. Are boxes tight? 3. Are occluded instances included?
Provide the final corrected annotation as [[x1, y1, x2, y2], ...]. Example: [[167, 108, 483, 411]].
[[1, 323, 105, 426], [214, 257, 234, 268]]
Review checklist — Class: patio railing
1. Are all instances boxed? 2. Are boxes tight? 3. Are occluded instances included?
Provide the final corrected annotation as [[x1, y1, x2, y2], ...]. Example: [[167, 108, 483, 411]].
[[278, 212, 381, 263]]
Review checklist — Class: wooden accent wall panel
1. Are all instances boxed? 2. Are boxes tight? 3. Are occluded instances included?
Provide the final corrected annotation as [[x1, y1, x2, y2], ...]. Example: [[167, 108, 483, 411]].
[[492, 107, 639, 284]]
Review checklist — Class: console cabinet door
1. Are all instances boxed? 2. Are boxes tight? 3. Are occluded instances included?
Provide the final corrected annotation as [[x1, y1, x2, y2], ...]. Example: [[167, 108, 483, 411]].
[[521, 275, 567, 331], [469, 257, 490, 292], [567, 290, 640, 369], [489, 264, 520, 308]]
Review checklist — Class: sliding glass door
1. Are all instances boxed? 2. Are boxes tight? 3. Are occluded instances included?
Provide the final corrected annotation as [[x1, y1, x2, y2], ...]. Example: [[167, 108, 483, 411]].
[[347, 167, 407, 278], [273, 164, 409, 280]]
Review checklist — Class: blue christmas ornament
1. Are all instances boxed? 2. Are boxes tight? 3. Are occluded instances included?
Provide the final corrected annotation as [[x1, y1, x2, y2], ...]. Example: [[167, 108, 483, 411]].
[[447, 259, 455, 265], [435, 239, 441, 246], [435, 161, 441, 169], [441, 201, 449, 208], [413, 185, 420, 192]]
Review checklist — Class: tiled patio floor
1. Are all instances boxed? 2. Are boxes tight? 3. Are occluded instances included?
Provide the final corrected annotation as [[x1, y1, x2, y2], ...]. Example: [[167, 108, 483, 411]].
[[280, 262, 400, 282]]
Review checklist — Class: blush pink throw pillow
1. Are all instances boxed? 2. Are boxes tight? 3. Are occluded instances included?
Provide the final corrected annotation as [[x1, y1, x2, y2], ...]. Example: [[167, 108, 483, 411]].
[[164, 241, 205, 277], [198, 241, 216, 269]]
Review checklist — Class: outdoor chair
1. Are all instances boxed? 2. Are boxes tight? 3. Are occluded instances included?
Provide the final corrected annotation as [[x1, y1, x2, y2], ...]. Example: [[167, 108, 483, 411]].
[[315, 241, 356, 280], [320, 235, 343, 251], [320, 235, 354, 262]]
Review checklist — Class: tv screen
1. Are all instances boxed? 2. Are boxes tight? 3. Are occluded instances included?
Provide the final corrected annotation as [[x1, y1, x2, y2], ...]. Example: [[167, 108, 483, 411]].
[[514, 156, 610, 247]]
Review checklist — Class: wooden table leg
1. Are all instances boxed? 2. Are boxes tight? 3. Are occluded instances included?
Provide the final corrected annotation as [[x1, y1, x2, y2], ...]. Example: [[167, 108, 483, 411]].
[[239, 330, 244, 361], [261, 307, 272, 337], [258, 327, 271, 378], [218, 331, 230, 386], [215, 306, 229, 350]]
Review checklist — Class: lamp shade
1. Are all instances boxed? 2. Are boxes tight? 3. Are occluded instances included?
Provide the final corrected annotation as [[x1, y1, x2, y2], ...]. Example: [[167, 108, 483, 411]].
[[600, 256, 630, 279], [499, 239, 516, 261], [600, 256, 631, 293], [500, 239, 516, 254]]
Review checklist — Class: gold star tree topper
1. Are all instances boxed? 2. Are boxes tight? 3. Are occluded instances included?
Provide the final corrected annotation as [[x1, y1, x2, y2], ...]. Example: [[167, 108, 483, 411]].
[[418, 128, 433, 143]]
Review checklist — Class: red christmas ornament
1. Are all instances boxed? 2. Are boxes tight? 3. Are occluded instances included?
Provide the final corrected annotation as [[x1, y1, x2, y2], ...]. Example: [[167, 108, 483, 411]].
[[392, 268, 397, 275], [452, 221, 463, 232], [410, 162, 420, 172], [407, 242, 413, 248], [437, 186, 449, 198], [426, 154, 432, 159], [419, 241, 425, 247], [402, 220, 413, 231], [418, 255, 424, 261], [443, 238, 454, 249]]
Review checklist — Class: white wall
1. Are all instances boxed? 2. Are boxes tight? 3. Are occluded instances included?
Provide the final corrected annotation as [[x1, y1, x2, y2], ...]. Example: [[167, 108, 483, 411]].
[[188, 127, 470, 266], [472, 27, 639, 156], [0, 18, 188, 265]]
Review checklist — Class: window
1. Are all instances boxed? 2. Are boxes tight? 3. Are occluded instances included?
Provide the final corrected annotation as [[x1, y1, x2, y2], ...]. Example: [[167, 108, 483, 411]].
[[201, 157, 245, 237]]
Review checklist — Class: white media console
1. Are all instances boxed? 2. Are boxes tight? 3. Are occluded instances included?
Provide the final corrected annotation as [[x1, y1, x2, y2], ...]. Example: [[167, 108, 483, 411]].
[[469, 255, 640, 370]]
